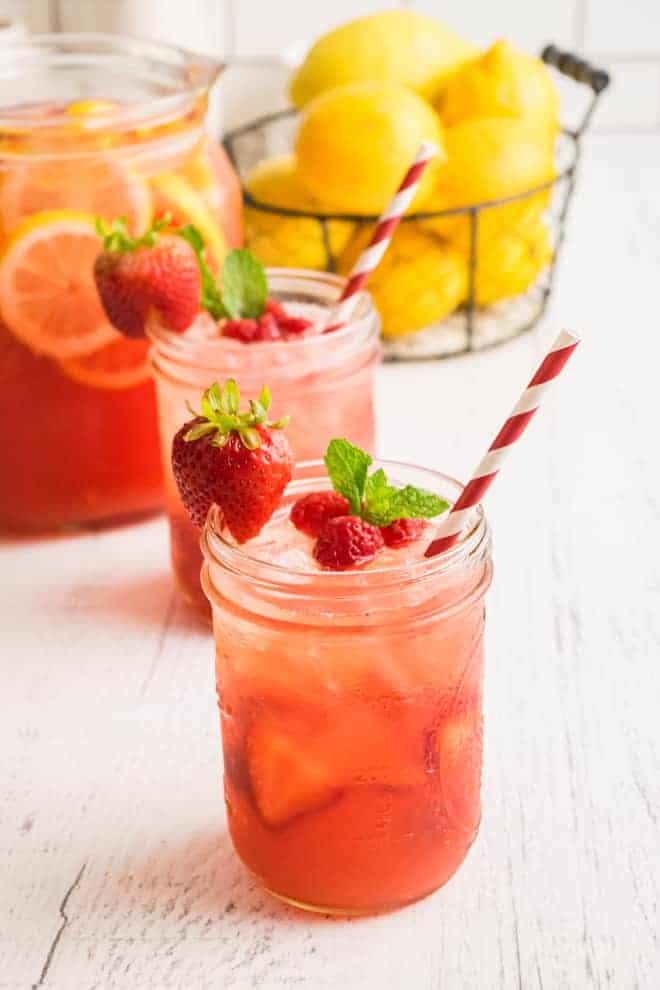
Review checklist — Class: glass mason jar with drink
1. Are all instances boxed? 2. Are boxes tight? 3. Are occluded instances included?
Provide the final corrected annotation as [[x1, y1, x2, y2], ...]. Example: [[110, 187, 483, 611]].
[[0, 34, 241, 530], [201, 459, 492, 914], [149, 268, 381, 611]]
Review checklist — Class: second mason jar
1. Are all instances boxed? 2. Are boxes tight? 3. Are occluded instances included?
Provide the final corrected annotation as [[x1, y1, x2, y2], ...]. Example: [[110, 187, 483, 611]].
[[149, 269, 381, 611]]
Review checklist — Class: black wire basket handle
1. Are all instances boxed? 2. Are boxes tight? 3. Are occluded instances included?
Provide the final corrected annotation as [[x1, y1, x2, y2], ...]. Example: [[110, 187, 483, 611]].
[[541, 44, 610, 93], [541, 44, 610, 136]]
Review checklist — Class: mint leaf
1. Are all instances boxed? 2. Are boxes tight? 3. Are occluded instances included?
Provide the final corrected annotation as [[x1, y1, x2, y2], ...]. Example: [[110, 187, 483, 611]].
[[177, 224, 225, 319], [390, 486, 448, 521], [362, 469, 398, 526], [363, 482, 448, 526], [221, 249, 268, 319], [324, 438, 372, 515]]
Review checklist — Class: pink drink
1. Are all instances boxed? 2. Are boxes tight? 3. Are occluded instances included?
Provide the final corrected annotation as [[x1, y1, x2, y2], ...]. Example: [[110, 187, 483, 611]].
[[201, 461, 492, 914], [149, 270, 381, 611]]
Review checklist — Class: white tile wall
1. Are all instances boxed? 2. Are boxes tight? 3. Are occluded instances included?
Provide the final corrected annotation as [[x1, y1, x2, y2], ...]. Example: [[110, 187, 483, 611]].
[[232, 0, 399, 57], [6, 0, 660, 132], [411, 0, 576, 53], [584, 0, 660, 55]]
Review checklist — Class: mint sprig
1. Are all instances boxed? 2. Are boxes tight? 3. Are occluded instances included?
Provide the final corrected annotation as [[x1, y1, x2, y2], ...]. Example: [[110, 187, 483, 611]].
[[177, 227, 267, 321], [324, 439, 449, 527], [185, 379, 288, 451], [177, 224, 226, 319], [221, 249, 268, 319], [97, 214, 269, 323]]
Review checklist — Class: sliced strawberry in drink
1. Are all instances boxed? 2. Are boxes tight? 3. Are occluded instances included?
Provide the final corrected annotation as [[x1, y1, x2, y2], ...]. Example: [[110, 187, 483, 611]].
[[435, 707, 483, 832], [246, 719, 342, 828]]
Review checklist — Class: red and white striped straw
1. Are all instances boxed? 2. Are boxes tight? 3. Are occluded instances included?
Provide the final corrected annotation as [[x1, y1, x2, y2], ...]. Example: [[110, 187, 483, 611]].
[[328, 141, 437, 327], [425, 329, 580, 558]]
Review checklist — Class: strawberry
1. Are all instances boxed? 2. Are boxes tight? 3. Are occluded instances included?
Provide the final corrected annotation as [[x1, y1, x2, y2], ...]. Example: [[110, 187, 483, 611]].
[[94, 217, 201, 339], [313, 515, 384, 570], [171, 379, 293, 541], [290, 490, 350, 537], [380, 517, 429, 548]]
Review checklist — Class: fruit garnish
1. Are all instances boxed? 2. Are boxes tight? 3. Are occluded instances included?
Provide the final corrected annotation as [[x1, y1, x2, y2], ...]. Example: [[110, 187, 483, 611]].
[[178, 228, 267, 322], [221, 304, 314, 343], [380, 517, 429, 547], [247, 719, 342, 828], [0, 209, 118, 358], [324, 439, 448, 526], [290, 439, 449, 570], [313, 515, 384, 570], [290, 490, 350, 537], [177, 232, 312, 341], [171, 379, 293, 539], [94, 216, 201, 338]]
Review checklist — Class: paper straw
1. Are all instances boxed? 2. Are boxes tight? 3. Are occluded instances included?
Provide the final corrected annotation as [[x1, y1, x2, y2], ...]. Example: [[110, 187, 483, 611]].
[[328, 141, 437, 328], [425, 329, 580, 558]]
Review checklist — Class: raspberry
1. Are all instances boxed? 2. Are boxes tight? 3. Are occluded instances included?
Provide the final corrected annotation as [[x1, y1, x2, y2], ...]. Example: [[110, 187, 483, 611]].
[[256, 311, 282, 340], [265, 297, 288, 321], [221, 299, 311, 343], [290, 490, 351, 537], [222, 317, 260, 342], [380, 517, 429, 548], [279, 315, 312, 337], [313, 515, 384, 571]]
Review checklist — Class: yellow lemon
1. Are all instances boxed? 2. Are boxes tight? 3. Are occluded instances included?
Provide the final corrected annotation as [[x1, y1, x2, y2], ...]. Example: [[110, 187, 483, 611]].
[[244, 154, 355, 270], [422, 117, 556, 248], [295, 82, 445, 215], [150, 172, 227, 270], [440, 40, 559, 129], [470, 220, 553, 306], [290, 10, 476, 107], [338, 224, 467, 338]]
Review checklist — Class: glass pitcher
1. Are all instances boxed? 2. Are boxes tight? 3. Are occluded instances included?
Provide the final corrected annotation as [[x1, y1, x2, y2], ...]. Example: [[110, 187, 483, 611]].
[[0, 34, 241, 530]]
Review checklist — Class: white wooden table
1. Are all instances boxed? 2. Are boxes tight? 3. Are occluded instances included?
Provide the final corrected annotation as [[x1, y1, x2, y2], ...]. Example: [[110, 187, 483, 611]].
[[2, 133, 659, 988]]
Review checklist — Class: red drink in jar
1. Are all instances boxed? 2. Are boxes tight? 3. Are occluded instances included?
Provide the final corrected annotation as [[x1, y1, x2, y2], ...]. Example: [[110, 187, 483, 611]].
[[201, 461, 492, 914], [150, 271, 381, 610]]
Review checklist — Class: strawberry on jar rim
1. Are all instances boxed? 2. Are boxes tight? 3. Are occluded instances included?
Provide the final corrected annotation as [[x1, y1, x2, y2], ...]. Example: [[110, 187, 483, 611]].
[[171, 379, 293, 541], [94, 216, 201, 338]]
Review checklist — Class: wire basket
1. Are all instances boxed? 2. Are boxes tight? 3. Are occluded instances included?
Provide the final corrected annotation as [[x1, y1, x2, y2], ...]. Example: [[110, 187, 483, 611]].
[[224, 45, 610, 360]]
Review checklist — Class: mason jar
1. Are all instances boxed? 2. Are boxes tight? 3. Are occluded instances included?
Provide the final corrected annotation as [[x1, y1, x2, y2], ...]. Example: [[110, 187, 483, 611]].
[[200, 460, 493, 914], [149, 269, 381, 611]]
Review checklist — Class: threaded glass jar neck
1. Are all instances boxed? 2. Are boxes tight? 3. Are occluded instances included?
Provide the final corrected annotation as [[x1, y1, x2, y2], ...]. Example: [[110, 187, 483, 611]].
[[149, 269, 382, 390], [201, 460, 492, 629]]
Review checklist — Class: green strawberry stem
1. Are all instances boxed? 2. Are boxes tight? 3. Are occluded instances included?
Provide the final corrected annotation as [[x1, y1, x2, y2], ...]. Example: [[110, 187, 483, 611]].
[[324, 438, 449, 527], [95, 214, 171, 252], [184, 380, 289, 451], [97, 213, 270, 322]]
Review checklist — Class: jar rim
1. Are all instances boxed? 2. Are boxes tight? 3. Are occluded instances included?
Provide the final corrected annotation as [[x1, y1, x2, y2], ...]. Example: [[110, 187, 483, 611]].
[[201, 459, 491, 591], [148, 268, 381, 381], [0, 32, 222, 133]]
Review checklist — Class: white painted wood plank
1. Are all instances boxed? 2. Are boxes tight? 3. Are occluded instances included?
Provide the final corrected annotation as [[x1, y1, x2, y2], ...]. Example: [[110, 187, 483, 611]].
[[1, 133, 659, 988]]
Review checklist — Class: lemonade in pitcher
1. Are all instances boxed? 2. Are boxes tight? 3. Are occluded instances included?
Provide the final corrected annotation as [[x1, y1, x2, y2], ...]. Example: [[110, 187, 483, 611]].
[[0, 35, 241, 529]]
